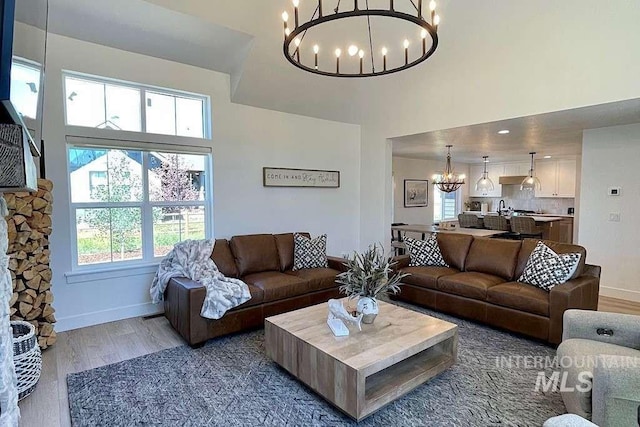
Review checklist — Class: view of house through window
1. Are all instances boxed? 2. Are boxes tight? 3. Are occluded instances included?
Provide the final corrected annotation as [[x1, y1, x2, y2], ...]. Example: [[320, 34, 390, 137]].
[[433, 186, 458, 222], [69, 147, 210, 266], [64, 73, 208, 138]]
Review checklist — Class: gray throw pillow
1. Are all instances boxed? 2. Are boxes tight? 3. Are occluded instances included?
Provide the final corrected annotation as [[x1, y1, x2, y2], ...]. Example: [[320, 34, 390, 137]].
[[518, 241, 581, 291], [404, 235, 449, 267], [293, 233, 328, 270]]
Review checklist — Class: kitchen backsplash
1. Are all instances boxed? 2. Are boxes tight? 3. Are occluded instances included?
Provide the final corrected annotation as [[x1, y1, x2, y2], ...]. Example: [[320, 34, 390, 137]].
[[469, 186, 575, 214]]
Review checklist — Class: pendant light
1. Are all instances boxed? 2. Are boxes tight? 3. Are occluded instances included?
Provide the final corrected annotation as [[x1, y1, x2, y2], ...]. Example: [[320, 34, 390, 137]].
[[433, 145, 465, 193], [475, 156, 494, 195], [521, 152, 542, 191]]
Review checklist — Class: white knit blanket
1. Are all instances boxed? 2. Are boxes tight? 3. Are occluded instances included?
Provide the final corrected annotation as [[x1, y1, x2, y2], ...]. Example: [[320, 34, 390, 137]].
[[150, 239, 251, 319]]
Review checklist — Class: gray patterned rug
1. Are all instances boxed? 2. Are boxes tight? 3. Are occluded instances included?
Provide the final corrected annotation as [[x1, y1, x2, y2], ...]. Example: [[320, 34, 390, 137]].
[[67, 302, 565, 426]]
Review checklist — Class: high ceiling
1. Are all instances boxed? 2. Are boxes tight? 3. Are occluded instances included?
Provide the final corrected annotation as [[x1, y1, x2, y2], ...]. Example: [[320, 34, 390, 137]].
[[19, 0, 640, 143], [392, 99, 640, 163]]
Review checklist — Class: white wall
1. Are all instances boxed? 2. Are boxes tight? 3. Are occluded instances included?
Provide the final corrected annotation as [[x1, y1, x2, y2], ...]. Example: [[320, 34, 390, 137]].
[[580, 124, 640, 302], [392, 156, 469, 227], [37, 33, 361, 331]]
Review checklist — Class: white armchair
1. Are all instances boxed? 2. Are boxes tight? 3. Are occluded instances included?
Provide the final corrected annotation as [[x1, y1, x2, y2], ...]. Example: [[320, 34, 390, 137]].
[[556, 309, 640, 426]]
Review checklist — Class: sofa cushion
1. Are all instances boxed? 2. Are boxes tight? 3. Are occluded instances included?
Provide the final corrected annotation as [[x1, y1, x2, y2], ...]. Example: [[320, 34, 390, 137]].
[[210, 239, 239, 278], [400, 266, 460, 290], [438, 272, 506, 300], [404, 235, 448, 267], [230, 234, 281, 276], [285, 268, 339, 292], [436, 233, 474, 271], [293, 233, 328, 270], [243, 271, 310, 303], [516, 239, 587, 280], [518, 241, 582, 291], [465, 238, 522, 280], [274, 232, 310, 271], [487, 281, 550, 316]]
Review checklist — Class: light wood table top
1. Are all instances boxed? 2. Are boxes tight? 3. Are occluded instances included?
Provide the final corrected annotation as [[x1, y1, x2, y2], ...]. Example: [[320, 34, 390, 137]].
[[391, 224, 506, 237], [265, 298, 458, 421]]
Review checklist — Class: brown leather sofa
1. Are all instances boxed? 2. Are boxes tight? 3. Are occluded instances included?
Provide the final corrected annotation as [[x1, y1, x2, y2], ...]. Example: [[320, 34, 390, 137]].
[[392, 234, 601, 344], [164, 232, 345, 346]]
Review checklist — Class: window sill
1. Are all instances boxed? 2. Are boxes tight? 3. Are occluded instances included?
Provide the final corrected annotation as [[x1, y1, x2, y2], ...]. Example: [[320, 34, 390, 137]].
[[65, 263, 159, 284]]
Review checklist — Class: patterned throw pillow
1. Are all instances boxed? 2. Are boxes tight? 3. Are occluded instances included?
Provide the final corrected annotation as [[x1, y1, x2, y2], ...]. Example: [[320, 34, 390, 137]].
[[293, 233, 328, 270], [404, 235, 449, 267], [518, 241, 582, 291]]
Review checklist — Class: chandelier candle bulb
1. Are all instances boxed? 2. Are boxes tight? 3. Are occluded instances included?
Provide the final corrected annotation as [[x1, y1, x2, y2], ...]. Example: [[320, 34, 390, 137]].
[[382, 47, 388, 71], [313, 45, 319, 69], [404, 39, 410, 65], [421, 29, 428, 54], [335, 48, 341, 73], [434, 14, 440, 31], [348, 45, 358, 56], [293, 0, 299, 28], [430, 0, 436, 22]]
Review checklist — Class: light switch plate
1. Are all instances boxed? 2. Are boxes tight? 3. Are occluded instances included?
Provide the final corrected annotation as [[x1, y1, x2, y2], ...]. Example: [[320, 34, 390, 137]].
[[609, 213, 621, 222]]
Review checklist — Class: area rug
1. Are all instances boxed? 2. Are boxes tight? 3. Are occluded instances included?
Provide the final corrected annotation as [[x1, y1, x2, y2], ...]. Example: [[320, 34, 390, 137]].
[[67, 302, 565, 426]]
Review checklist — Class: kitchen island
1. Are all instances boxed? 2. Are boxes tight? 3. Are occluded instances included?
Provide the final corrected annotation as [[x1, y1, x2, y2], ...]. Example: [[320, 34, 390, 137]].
[[464, 212, 574, 243]]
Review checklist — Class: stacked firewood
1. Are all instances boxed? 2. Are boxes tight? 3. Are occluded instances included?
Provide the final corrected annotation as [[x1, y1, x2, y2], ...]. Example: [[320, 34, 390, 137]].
[[4, 179, 56, 349]]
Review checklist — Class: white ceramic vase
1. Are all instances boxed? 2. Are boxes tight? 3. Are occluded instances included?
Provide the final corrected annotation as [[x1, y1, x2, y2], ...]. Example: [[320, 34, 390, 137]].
[[356, 296, 378, 324]]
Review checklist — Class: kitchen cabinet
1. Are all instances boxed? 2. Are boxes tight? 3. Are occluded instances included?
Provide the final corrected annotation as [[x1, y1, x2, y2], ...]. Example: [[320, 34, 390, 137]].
[[535, 159, 576, 198], [545, 217, 574, 243], [469, 163, 503, 197]]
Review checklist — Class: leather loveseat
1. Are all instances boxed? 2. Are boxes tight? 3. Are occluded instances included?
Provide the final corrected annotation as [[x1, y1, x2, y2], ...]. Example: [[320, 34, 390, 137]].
[[164, 232, 345, 346], [392, 234, 601, 344]]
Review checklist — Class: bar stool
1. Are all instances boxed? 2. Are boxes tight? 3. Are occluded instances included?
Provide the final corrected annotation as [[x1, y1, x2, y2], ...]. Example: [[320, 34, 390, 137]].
[[457, 213, 484, 229], [483, 215, 510, 232], [510, 216, 544, 240]]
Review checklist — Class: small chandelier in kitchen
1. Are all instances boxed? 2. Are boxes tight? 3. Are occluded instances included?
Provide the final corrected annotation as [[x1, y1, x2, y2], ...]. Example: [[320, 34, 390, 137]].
[[475, 156, 494, 195], [521, 152, 542, 191], [280, 0, 440, 78], [433, 145, 465, 193]]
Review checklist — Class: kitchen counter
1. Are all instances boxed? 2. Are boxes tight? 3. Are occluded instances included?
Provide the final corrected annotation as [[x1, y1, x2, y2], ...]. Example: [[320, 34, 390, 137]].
[[464, 212, 565, 222]]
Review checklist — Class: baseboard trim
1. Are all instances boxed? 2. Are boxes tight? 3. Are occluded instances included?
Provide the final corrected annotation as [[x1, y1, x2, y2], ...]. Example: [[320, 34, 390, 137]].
[[599, 286, 640, 303], [56, 302, 164, 332]]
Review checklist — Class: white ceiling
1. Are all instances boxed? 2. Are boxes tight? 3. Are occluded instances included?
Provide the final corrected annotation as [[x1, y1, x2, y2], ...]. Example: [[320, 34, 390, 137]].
[[392, 99, 640, 163], [16, 0, 640, 143]]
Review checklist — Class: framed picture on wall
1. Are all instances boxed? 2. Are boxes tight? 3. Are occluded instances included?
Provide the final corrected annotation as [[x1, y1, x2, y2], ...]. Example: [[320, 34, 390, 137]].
[[404, 179, 428, 207]]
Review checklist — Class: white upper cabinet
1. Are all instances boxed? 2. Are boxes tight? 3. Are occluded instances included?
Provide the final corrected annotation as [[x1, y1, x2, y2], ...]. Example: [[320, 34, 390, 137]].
[[535, 159, 576, 198], [469, 163, 503, 197]]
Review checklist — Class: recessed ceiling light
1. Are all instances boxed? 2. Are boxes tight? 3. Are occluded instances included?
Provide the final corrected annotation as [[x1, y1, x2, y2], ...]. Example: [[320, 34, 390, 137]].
[[544, 155, 552, 159], [498, 130, 510, 135]]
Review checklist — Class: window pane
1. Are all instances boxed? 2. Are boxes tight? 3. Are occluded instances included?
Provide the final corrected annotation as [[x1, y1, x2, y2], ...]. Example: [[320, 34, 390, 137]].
[[65, 77, 106, 127], [146, 92, 176, 136], [153, 206, 205, 257], [176, 97, 204, 138], [77, 208, 110, 265], [76, 208, 142, 265], [69, 148, 143, 203], [10, 61, 40, 120], [105, 84, 141, 131], [149, 152, 206, 202]]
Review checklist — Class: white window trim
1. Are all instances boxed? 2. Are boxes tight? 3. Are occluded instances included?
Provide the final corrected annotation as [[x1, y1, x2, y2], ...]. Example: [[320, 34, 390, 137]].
[[62, 70, 212, 140], [11, 56, 43, 130], [66, 136, 214, 274]]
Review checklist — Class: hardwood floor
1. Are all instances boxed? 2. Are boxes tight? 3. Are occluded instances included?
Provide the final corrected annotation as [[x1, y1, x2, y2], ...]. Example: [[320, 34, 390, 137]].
[[17, 316, 184, 427], [17, 296, 640, 426]]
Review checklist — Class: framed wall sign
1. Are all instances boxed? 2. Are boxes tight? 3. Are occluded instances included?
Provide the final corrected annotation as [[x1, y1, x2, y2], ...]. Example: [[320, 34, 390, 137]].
[[404, 179, 429, 207], [263, 167, 340, 188]]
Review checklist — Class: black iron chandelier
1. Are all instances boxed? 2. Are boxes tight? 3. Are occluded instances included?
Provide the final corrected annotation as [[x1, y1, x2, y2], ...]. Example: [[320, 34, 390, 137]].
[[281, 0, 440, 78], [433, 145, 465, 193]]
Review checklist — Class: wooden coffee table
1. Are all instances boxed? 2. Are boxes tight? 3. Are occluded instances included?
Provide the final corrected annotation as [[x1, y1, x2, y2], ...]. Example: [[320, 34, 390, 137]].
[[265, 298, 458, 421]]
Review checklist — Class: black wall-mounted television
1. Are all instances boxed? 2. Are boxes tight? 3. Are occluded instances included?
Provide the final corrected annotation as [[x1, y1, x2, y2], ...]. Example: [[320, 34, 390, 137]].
[[0, 0, 38, 154]]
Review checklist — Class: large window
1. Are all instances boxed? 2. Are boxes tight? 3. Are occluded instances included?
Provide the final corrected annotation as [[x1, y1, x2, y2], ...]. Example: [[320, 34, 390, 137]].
[[69, 146, 210, 267], [10, 58, 42, 121], [433, 187, 459, 222], [64, 73, 209, 138]]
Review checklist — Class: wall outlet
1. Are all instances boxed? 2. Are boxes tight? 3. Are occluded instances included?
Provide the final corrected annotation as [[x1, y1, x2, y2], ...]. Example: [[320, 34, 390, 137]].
[[609, 213, 621, 222]]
